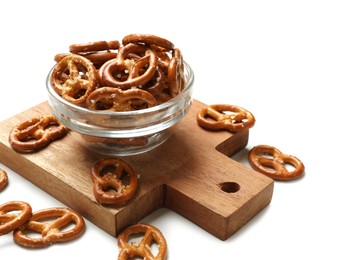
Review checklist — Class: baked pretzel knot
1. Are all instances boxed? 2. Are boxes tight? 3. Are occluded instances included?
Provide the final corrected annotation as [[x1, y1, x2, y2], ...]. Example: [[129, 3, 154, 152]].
[[0, 201, 32, 236], [0, 168, 9, 191], [197, 104, 255, 132], [91, 158, 138, 205], [248, 145, 305, 181], [9, 115, 68, 152], [13, 207, 85, 248], [99, 43, 158, 90], [51, 54, 98, 105], [117, 223, 167, 260]]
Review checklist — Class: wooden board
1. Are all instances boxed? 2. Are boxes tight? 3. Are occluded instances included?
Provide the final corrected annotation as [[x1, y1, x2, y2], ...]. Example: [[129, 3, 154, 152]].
[[0, 99, 273, 240]]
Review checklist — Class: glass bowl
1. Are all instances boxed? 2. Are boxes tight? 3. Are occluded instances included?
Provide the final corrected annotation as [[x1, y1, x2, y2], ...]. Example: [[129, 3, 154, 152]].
[[46, 62, 194, 156]]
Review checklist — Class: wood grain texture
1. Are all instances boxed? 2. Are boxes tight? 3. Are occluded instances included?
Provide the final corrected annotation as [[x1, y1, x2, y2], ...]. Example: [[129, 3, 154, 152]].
[[0, 99, 273, 240]]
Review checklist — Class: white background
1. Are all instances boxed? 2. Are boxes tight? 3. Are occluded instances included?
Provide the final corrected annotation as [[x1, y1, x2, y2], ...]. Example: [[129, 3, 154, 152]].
[[1, 0, 348, 258]]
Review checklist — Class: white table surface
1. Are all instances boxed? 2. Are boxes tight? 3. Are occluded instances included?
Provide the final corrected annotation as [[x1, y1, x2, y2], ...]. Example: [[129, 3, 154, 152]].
[[1, 0, 348, 258]]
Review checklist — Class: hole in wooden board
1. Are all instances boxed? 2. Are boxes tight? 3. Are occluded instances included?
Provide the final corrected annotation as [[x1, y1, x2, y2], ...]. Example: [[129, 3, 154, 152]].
[[219, 182, 240, 193]]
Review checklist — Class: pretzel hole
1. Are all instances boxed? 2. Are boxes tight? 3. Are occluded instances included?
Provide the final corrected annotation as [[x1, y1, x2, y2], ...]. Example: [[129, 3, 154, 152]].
[[221, 111, 235, 115], [111, 69, 129, 82], [73, 88, 87, 99], [20, 229, 43, 239], [2, 209, 22, 216], [135, 65, 149, 77], [39, 216, 62, 225], [119, 172, 131, 185], [149, 241, 160, 258], [95, 99, 114, 110], [59, 221, 78, 233], [127, 232, 145, 246], [100, 165, 117, 176], [143, 70, 163, 89], [45, 122, 63, 131], [78, 71, 89, 79], [237, 118, 249, 124], [65, 87, 87, 99], [63, 65, 88, 79], [284, 162, 296, 172], [219, 182, 240, 193], [257, 152, 274, 159], [100, 165, 131, 193], [76, 64, 89, 77], [18, 135, 39, 143]]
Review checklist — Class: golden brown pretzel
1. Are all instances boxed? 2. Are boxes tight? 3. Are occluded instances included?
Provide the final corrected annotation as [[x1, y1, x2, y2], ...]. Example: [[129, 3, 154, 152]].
[[86, 87, 157, 111], [117, 223, 167, 260], [69, 40, 120, 53], [91, 158, 138, 205], [9, 115, 68, 152], [248, 145, 305, 181], [0, 201, 32, 236], [168, 48, 185, 97], [13, 207, 85, 248], [197, 104, 256, 132], [51, 54, 99, 105], [99, 43, 158, 89], [54, 52, 117, 66], [0, 168, 8, 191], [83, 51, 118, 65], [122, 34, 174, 51]]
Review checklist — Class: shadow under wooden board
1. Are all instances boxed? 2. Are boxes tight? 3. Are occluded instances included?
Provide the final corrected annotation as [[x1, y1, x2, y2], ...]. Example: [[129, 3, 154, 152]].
[[0, 99, 273, 240]]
